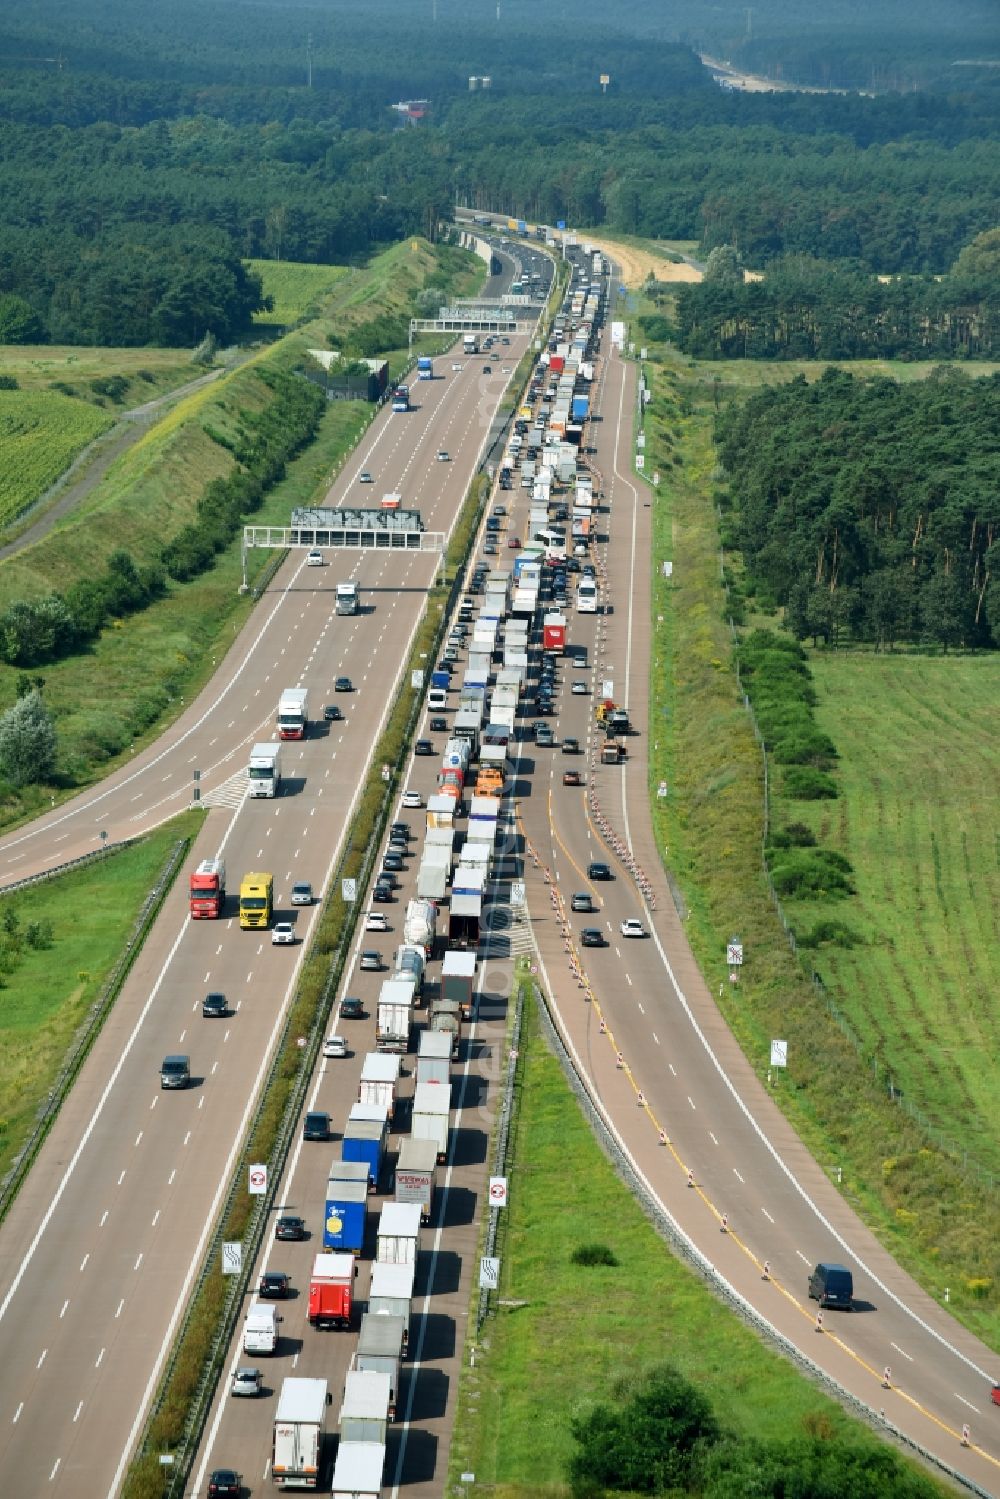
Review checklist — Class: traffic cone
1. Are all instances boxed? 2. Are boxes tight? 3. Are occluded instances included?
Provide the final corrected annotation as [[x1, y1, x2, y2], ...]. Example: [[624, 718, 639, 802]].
[[762, 1261, 770, 1281], [687, 1169, 695, 1188], [815, 1311, 824, 1332], [616, 1051, 624, 1069], [658, 1130, 667, 1146], [882, 1366, 892, 1390], [720, 1214, 728, 1234], [636, 1091, 645, 1107]]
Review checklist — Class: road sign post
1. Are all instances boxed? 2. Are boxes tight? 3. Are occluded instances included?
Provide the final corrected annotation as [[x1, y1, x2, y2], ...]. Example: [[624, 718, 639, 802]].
[[248, 1164, 267, 1196], [479, 1256, 500, 1290], [488, 1176, 508, 1209], [222, 1241, 242, 1276]]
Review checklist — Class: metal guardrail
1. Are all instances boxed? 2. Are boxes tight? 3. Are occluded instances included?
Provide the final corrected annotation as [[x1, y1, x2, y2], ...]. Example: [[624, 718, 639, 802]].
[[532, 988, 993, 1499], [476, 985, 525, 1333], [0, 837, 189, 1225]]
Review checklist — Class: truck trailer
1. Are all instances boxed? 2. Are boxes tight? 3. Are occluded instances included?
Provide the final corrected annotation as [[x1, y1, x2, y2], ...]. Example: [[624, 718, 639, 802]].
[[323, 1177, 368, 1255], [376, 1201, 422, 1267], [248, 742, 282, 798], [272, 1377, 332, 1489], [308, 1252, 355, 1330], [277, 687, 309, 740], [393, 1137, 439, 1224], [332, 1440, 385, 1499], [412, 1080, 451, 1162], [189, 857, 225, 918]]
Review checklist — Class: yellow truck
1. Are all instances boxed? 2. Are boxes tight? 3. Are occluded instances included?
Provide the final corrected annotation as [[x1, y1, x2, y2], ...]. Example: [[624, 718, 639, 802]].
[[239, 871, 273, 929]]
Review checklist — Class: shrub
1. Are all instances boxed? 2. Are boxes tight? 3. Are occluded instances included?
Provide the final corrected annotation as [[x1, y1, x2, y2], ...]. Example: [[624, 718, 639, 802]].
[[797, 919, 864, 949], [0, 374, 19, 390], [768, 822, 817, 849], [571, 1243, 619, 1267], [770, 850, 854, 898], [783, 766, 838, 800]]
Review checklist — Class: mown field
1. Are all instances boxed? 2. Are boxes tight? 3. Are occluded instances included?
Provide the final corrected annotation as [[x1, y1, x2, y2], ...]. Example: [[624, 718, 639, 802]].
[[0, 812, 201, 1186], [449, 995, 948, 1497], [790, 653, 1000, 1178], [246, 257, 350, 331], [0, 345, 203, 400], [0, 390, 112, 529]]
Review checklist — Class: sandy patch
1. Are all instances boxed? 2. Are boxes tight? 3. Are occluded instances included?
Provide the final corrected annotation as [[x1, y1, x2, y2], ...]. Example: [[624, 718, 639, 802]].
[[574, 234, 702, 289]]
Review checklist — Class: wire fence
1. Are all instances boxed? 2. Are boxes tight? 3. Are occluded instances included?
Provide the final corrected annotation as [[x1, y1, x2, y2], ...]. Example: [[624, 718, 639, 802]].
[[725, 590, 998, 1195], [0, 837, 190, 1225], [533, 987, 993, 1499]]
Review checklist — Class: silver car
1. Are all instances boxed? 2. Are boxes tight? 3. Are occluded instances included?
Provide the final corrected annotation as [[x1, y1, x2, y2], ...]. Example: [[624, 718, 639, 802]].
[[231, 1367, 263, 1398]]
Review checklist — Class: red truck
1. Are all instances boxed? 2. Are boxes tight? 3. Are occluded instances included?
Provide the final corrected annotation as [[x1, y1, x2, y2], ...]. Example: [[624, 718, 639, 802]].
[[542, 611, 566, 654], [189, 858, 226, 919], [307, 1252, 355, 1330]]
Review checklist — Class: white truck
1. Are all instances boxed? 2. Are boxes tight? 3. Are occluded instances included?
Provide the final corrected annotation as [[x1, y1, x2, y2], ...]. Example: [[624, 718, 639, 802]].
[[412, 1080, 450, 1162], [463, 332, 479, 354], [248, 742, 282, 798], [376, 1201, 422, 1266], [339, 1369, 391, 1444], [277, 686, 309, 740], [272, 1377, 332, 1489], [359, 1052, 402, 1121], [416, 1029, 452, 1087], [332, 1440, 385, 1499], [403, 898, 437, 957], [369, 1260, 416, 1352], [375, 976, 416, 1054], [393, 1137, 439, 1224], [336, 581, 359, 615]]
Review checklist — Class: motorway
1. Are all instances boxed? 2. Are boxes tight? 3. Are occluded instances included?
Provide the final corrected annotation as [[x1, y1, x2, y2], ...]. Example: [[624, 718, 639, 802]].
[[503, 307, 1000, 1492], [3, 224, 998, 1499], [0, 310, 534, 1495]]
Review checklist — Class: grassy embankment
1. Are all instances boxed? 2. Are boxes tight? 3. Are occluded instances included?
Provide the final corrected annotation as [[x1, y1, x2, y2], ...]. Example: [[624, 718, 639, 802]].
[[0, 239, 484, 831], [0, 391, 113, 531], [245, 257, 349, 334], [625, 306, 1000, 1344], [0, 811, 202, 1186], [448, 994, 949, 1497]]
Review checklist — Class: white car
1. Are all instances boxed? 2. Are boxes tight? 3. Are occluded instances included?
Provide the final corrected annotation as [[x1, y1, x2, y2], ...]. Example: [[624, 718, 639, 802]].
[[271, 922, 296, 945], [436, 450, 450, 462], [572, 680, 589, 695], [322, 1035, 348, 1059], [290, 881, 313, 906], [402, 789, 423, 809], [365, 911, 389, 931], [306, 549, 323, 566], [620, 918, 646, 939], [451, 363, 463, 372]]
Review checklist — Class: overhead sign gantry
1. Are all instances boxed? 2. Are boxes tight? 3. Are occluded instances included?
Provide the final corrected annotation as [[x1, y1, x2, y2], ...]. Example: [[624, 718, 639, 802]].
[[241, 507, 445, 590]]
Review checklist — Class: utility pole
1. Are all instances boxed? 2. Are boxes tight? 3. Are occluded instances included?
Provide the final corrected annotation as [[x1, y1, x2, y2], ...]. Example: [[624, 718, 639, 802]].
[[745, 7, 753, 37], [306, 33, 313, 88]]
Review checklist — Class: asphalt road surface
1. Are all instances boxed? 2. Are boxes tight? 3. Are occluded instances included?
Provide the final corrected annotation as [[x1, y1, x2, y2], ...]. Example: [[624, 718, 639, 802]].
[[507, 306, 1000, 1493], [0, 335, 531, 1497]]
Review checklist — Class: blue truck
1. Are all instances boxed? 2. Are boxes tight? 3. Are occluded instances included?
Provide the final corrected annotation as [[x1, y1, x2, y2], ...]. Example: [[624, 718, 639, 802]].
[[323, 1177, 368, 1254], [342, 1119, 387, 1194], [417, 356, 434, 380], [571, 394, 589, 423]]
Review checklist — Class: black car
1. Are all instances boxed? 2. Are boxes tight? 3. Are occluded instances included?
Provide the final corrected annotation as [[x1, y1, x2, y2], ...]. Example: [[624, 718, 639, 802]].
[[207, 1471, 242, 1499], [437, 659, 454, 675], [390, 822, 410, 840], [202, 991, 228, 1018], [372, 881, 393, 903], [430, 715, 448, 732], [340, 995, 365, 1019], [581, 928, 605, 947], [587, 861, 613, 881], [414, 739, 434, 756], [323, 704, 343, 721], [303, 1111, 331, 1141], [275, 1215, 306, 1242], [335, 676, 353, 693], [383, 852, 404, 872], [377, 868, 399, 888], [258, 1270, 291, 1299]]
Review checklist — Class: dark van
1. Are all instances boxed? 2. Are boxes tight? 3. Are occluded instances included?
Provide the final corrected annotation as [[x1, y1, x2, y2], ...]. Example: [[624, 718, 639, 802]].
[[808, 1262, 854, 1309]]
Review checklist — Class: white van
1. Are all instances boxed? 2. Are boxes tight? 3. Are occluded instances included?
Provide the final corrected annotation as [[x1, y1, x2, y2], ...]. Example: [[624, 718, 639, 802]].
[[243, 1301, 280, 1355], [428, 689, 448, 711]]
